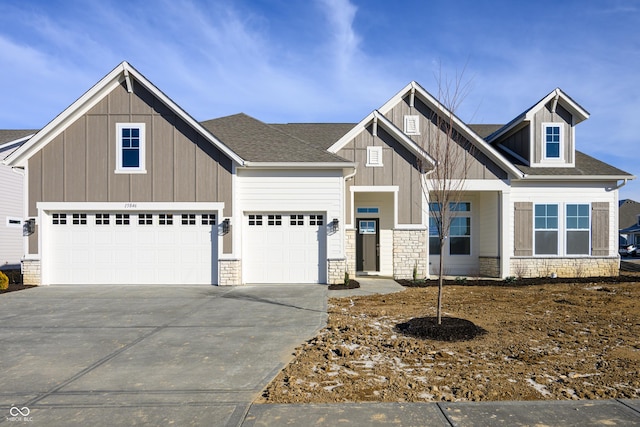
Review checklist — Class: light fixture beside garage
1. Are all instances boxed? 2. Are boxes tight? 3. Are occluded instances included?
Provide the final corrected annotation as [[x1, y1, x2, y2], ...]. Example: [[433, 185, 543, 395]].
[[22, 218, 35, 236], [219, 218, 231, 235], [330, 218, 339, 233]]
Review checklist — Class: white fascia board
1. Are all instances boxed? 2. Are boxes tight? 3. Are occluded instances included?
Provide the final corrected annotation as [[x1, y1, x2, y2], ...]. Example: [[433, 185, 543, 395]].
[[0, 134, 36, 162], [524, 88, 590, 124], [242, 162, 357, 169], [519, 175, 635, 182], [37, 202, 225, 212], [5, 62, 245, 168], [328, 111, 376, 153], [422, 179, 510, 192], [350, 185, 399, 193]]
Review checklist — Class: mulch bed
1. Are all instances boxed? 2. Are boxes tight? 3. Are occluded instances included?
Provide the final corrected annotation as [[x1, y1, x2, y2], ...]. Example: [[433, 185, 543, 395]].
[[397, 274, 640, 288], [328, 279, 360, 290], [0, 284, 37, 294], [395, 316, 488, 341]]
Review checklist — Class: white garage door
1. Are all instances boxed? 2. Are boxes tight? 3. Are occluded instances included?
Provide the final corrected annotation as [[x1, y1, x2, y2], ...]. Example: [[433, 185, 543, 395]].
[[45, 212, 218, 285], [244, 213, 327, 284]]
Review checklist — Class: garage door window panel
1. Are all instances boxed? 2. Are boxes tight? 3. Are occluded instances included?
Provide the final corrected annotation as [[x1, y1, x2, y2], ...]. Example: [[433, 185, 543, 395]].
[[159, 214, 173, 225], [115, 214, 130, 225], [181, 214, 196, 225], [309, 215, 323, 226], [249, 215, 263, 226], [96, 214, 110, 225], [138, 214, 152, 225], [268, 215, 282, 226], [290, 214, 304, 226], [202, 214, 216, 225], [53, 213, 67, 225], [72, 214, 87, 225]]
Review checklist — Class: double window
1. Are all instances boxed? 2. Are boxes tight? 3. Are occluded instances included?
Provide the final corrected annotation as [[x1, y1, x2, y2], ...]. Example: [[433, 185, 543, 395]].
[[534, 203, 590, 256], [429, 202, 471, 256], [116, 123, 146, 173]]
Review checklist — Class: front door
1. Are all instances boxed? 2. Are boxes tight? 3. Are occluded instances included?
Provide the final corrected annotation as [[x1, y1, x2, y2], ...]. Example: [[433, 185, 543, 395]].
[[356, 218, 379, 272]]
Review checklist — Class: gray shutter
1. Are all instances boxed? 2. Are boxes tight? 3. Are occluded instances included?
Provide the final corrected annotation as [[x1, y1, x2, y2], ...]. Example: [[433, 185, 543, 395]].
[[591, 202, 610, 256], [514, 202, 533, 256]]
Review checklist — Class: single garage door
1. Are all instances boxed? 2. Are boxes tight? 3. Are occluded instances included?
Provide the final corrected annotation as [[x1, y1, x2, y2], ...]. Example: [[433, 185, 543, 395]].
[[244, 213, 327, 284], [45, 212, 218, 285]]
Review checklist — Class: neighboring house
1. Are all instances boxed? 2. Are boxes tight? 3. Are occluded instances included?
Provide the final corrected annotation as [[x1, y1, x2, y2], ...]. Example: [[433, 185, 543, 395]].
[[1, 62, 634, 285], [619, 199, 640, 246], [0, 131, 35, 268]]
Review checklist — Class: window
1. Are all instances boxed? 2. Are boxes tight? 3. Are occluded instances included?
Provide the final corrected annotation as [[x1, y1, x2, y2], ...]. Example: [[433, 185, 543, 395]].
[[535, 204, 558, 255], [248, 215, 262, 226], [181, 214, 196, 225], [366, 146, 383, 167], [309, 215, 323, 226], [356, 207, 379, 214], [290, 214, 304, 226], [404, 115, 420, 135], [267, 215, 282, 226], [159, 214, 173, 225], [566, 204, 590, 255], [543, 124, 562, 159], [202, 214, 216, 225], [138, 214, 153, 225], [52, 213, 67, 225], [450, 217, 471, 255], [72, 213, 87, 225], [116, 123, 145, 173], [358, 220, 376, 234], [96, 214, 110, 225], [115, 214, 130, 225], [429, 216, 441, 255]]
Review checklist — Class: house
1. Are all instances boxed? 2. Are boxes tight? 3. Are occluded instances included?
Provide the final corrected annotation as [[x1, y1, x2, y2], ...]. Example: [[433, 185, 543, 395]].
[[2, 62, 633, 286], [0, 131, 35, 269], [619, 199, 640, 247]]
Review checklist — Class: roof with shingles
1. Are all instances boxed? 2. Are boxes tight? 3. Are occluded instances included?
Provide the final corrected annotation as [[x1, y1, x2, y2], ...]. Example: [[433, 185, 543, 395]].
[[468, 124, 503, 139], [200, 113, 352, 163], [619, 199, 640, 229], [269, 123, 356, 150], [506, 150, 632, 178], [0, 130, 36, 145]]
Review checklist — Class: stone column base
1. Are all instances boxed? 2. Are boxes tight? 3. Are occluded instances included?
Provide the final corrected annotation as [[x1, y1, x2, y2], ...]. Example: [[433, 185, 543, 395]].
[[510, 257, 619, 278], [479, 256, 501, 278], [345, 229, 356, 277], [393, 229, 427, 280], [327, 258, 347, 285], [218, 259, 241, 286], [21, 259, 41, 285]]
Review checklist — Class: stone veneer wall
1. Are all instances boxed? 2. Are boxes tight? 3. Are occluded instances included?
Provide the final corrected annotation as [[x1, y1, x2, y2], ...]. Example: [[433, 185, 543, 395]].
[[393, 229, 427, 280], [510, 257, 619, 278], [479, 256, 501, 278], [21, 259, 41, 285], [327, 259, 347, 285], [345, 229, 356, 277], [218, 259, 241, 286]]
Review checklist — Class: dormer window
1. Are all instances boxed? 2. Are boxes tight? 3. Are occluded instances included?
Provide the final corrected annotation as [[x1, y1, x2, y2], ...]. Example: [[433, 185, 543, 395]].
[[543, 123, 563, 160], [116, 123, 146, 173]]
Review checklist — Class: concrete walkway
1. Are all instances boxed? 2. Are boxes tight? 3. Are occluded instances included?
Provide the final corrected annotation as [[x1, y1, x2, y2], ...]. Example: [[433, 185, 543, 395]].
[[328, 276, 405, 297]]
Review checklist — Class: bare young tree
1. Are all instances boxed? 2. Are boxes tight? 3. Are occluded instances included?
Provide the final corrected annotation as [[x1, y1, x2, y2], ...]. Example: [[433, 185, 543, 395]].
[[422, 66, 474, 325]]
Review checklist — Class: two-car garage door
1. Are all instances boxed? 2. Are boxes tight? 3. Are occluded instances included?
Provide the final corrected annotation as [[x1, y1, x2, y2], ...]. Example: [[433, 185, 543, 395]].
[[44, 211, 218, 285], [243, 213, 327, 284]]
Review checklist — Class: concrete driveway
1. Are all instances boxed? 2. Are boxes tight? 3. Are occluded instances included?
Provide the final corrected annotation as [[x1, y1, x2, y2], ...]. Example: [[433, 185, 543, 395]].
[[0, 284, 327, 426]]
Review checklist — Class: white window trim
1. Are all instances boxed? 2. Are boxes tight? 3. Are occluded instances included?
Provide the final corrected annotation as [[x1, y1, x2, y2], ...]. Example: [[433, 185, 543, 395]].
[[366, 146, 383, 167], [6, 216, 22, 228], [404, 115, 420, 135], [115, 123, 146, 174], [542, 122, 564, 162]]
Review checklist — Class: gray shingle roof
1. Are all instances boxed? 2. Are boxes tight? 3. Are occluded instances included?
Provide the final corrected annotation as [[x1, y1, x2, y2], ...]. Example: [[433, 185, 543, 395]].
[[200, 114, 351, 163], [269, 123, 356, 150], [468, 124, 503, 139], [0, 129, 36, 145], [508, 150, 633, 178]]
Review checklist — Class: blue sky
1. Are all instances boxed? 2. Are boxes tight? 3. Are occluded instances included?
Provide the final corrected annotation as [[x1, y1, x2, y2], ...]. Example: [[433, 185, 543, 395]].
[[1, 0, 639, 199]]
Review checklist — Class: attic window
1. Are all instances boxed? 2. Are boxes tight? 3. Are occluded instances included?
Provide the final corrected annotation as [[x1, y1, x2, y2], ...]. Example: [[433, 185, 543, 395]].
[[404, 115, 420, 135], [543, 123, 563, 160], [115, 123, 146, 173], [366, 146, 383, 167]]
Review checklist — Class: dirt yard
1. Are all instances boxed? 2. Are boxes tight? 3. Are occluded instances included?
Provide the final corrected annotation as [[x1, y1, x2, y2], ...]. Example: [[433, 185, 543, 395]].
[[260, 280, 640, 403]]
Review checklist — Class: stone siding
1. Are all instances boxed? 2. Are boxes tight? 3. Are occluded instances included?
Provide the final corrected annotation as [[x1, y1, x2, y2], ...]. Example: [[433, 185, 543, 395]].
[[393, 229, 427, 280], [345, 229, 356, 277], [510, 257, 619, 278], [327, 258, 347, 285], [479, 256, 501, 278], [218, 259, 241, 286], [21, 259, 41, 285]]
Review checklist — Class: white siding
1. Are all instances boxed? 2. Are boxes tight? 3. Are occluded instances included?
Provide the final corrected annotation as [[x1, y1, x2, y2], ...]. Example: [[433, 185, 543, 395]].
[[0, 165, 23, 266]]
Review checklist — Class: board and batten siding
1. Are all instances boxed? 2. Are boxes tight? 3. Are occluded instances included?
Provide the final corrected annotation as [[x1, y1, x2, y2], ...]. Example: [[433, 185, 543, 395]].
[[532, 103, 573, 164], [498, 125, 530, 162], [0, 164, 23, 265], [384, 96, 508, 181], [236, 169, 345, 260], [337, 125, 422, 225], [27, 81, 235, 254]]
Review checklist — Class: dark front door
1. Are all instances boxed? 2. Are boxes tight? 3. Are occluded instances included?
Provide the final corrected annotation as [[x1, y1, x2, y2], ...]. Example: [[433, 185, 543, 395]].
[[356, 218, 379, 272]]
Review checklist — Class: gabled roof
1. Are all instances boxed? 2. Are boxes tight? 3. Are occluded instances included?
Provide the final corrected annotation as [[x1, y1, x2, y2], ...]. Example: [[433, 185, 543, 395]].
[[200, 113, 354, 166], [3, 61, 244, 168], [0, 130, 36, 159], [375, 81, 525, 179], [327, 110, 437, 169], [486, 88, 590, 143]]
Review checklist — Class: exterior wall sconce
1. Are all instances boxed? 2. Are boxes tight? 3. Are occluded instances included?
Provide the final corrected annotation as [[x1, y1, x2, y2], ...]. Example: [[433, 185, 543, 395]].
[[219, 218, 231, 236], [23, 218, 35, 236], [330, 218, 339, 233]]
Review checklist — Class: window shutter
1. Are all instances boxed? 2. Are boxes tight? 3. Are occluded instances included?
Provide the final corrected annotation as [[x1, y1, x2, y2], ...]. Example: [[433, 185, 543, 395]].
[[591, 202, 609, 256], [514, 202, 533, 256]]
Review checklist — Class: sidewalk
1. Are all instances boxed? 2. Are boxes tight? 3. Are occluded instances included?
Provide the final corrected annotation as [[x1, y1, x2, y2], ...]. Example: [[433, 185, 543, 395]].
[[242, 399, 640, 426], [328, 276, 405, 297]]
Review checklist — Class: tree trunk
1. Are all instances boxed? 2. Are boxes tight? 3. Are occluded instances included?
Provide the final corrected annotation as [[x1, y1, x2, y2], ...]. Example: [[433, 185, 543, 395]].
[[437, 238, 445, 325]]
